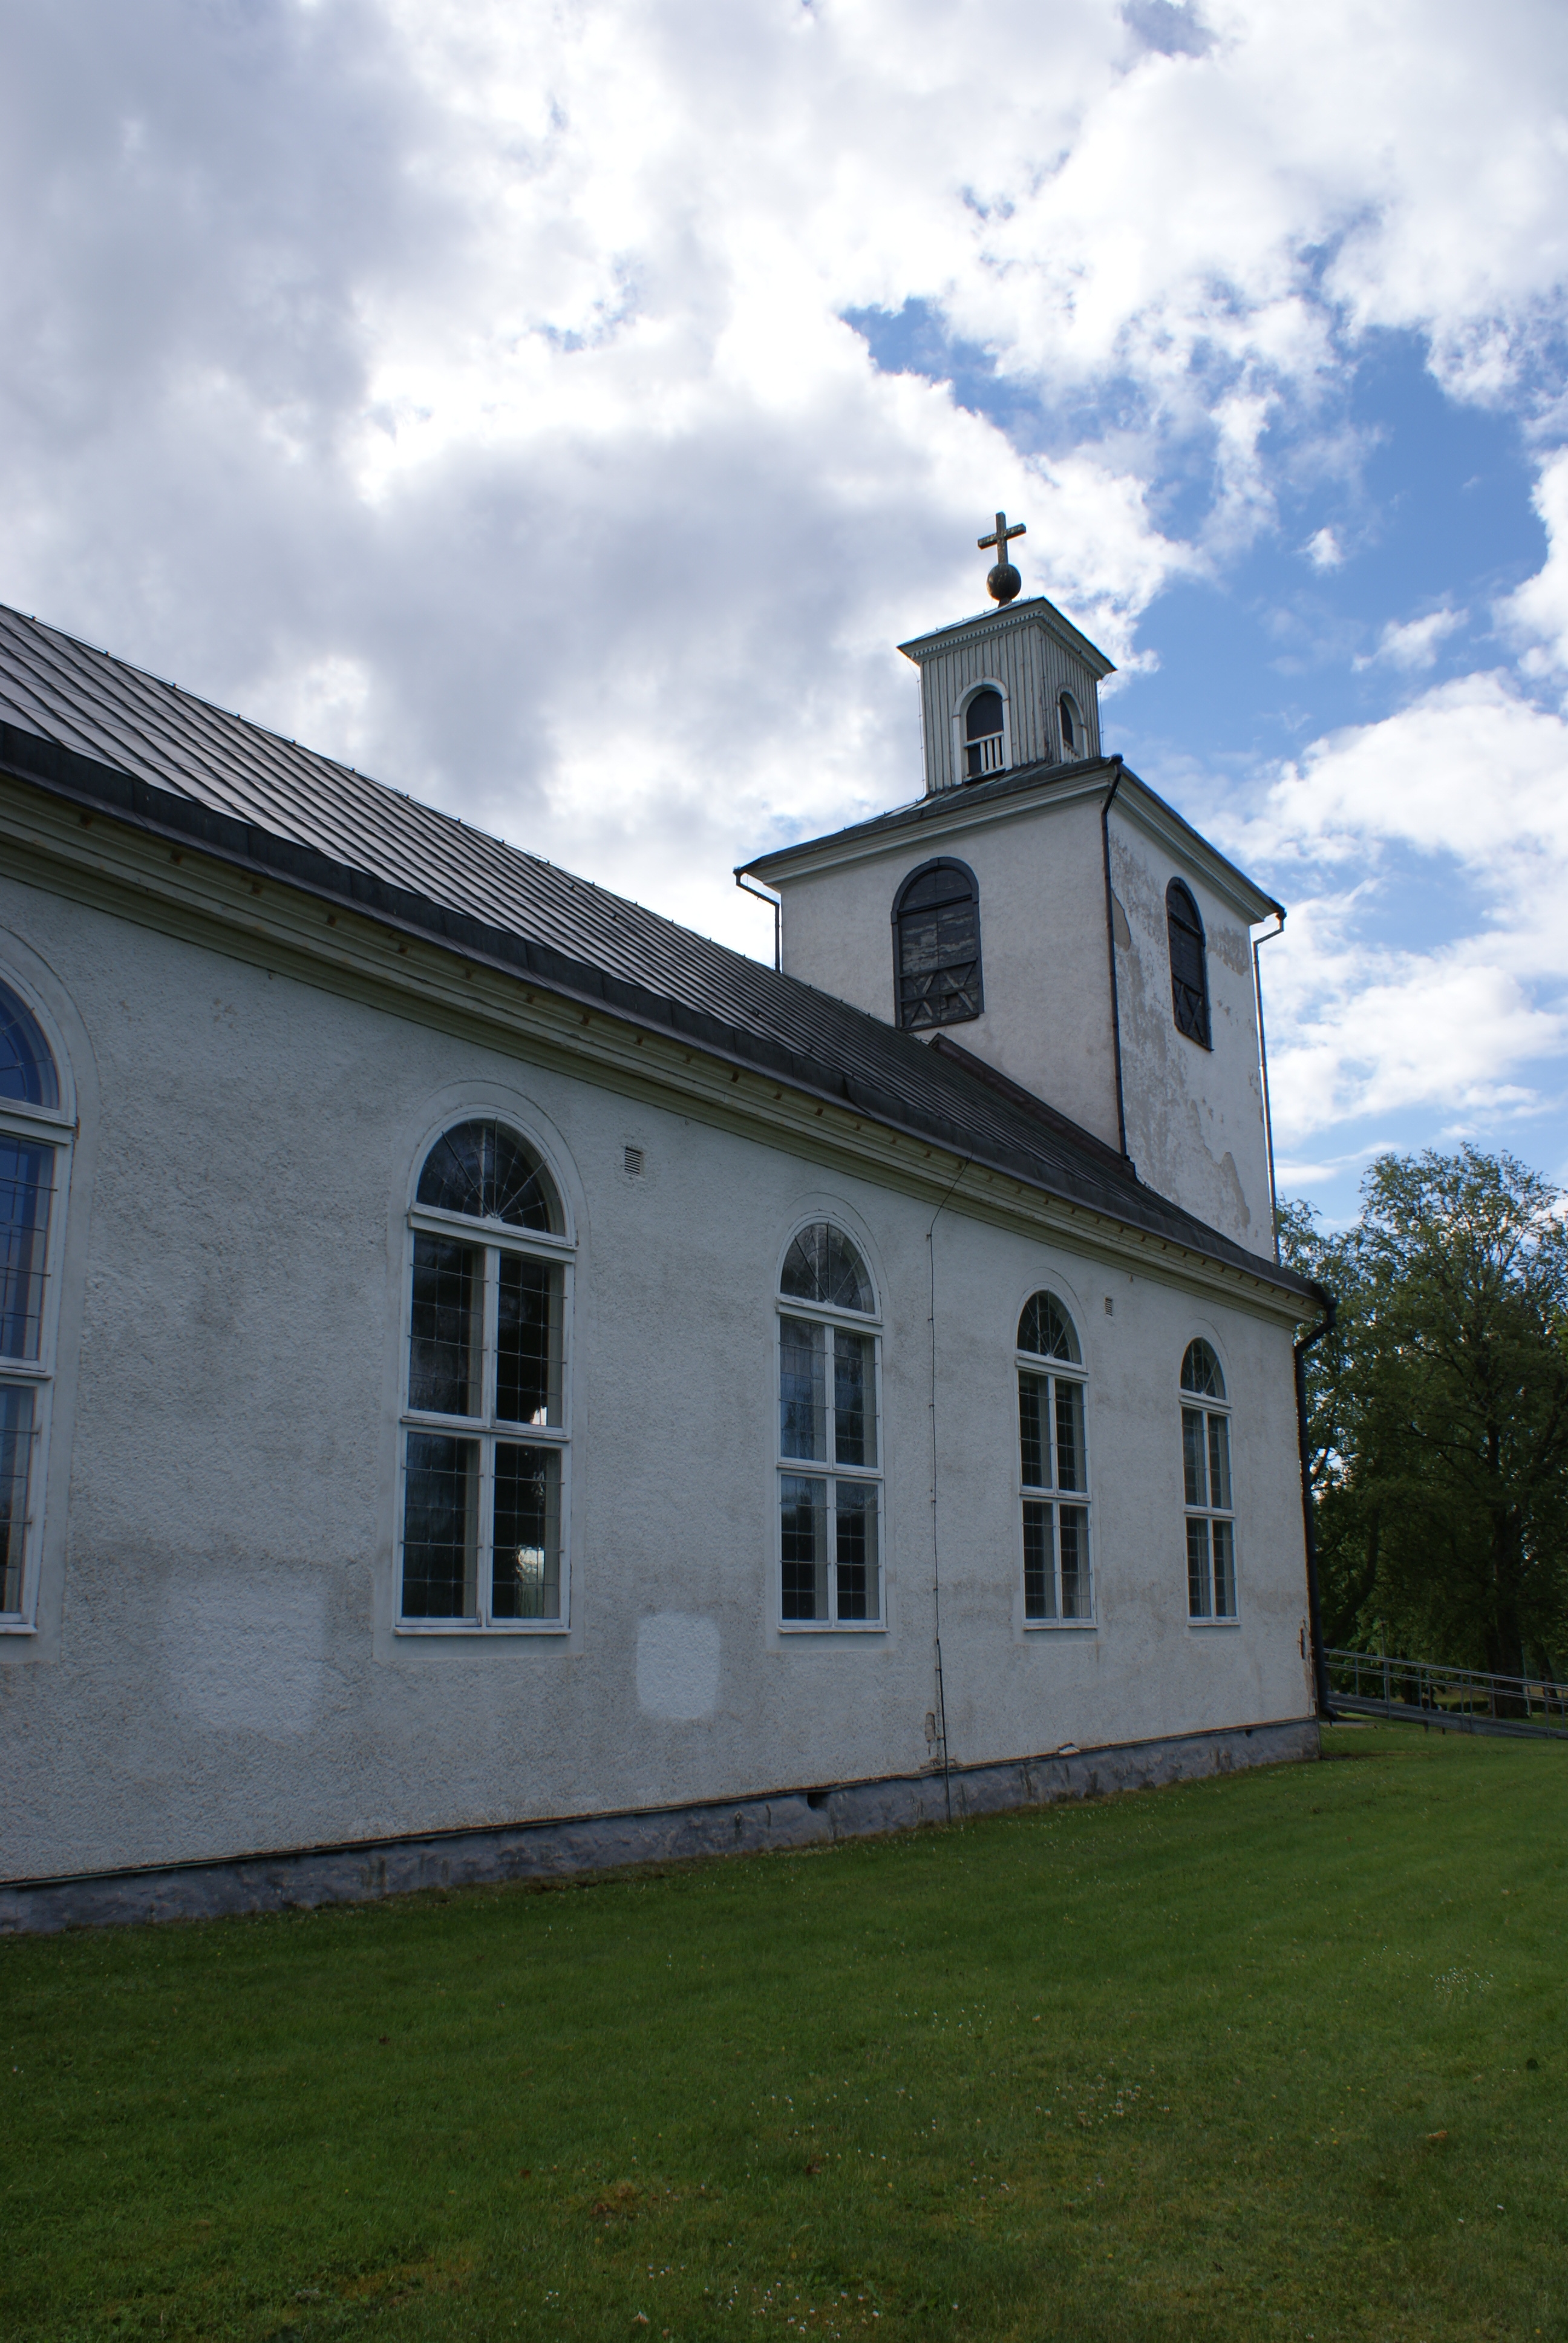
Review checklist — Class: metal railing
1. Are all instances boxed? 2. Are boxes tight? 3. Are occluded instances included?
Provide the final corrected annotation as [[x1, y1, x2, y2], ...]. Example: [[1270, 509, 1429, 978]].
[[1324, 1647, 1568, 1740]]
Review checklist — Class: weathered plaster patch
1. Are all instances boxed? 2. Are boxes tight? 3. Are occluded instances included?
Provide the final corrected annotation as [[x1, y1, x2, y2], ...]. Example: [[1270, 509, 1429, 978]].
[[636, 1611, 722, 1721]]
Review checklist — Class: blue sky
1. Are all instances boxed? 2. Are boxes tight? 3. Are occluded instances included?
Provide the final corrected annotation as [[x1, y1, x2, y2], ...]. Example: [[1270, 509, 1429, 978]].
[[3, 0, 1568, 1225]]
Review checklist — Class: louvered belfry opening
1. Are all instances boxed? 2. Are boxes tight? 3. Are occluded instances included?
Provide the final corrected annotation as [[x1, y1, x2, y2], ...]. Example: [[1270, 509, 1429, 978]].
[[894, 859, 983, 1031], [963, 687, 1005, 779], [1166, 879, 1211, 1047]]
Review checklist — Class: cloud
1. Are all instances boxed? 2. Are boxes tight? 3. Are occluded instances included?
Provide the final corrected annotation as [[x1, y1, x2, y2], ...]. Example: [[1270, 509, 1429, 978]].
[[1353, 606, 1466, 671], [1217, 670, 1568, 1150], [1, 0, 1567, 1015], [1501, 445, 1568, 686], [1303, 526, 1344, 572]]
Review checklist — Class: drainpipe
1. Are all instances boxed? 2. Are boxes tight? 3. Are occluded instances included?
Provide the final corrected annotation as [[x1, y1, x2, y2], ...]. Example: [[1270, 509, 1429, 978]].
[[1099, 756, 1129, 1158], [1295, 1279, 1337, 1721], [1252, 913, 1284, 1262]]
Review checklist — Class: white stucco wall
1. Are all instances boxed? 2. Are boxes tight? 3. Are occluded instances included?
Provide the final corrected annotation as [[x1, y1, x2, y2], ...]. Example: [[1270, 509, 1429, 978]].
[[1109, 809, 1274, 1254], [777, 789, 1122, 1149], [0, 874, 1312, 1882]]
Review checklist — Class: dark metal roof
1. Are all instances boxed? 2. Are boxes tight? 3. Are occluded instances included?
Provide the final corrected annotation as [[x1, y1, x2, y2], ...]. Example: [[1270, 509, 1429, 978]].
[[0, 601, 1308, 1300]]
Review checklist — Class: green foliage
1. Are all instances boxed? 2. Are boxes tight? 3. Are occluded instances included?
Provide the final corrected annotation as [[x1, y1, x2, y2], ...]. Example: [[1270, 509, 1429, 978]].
[[5, 1732, 1567, 2342], [1281, 1146, 1568, 1674]]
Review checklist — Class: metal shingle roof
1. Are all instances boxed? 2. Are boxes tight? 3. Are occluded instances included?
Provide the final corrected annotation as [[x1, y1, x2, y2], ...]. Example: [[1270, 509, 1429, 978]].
[[0, 601, 1308, 1298]]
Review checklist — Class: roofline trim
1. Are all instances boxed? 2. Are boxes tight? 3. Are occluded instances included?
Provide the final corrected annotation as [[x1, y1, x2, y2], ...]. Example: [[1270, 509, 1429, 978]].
[[897, 595, 1117, 680]]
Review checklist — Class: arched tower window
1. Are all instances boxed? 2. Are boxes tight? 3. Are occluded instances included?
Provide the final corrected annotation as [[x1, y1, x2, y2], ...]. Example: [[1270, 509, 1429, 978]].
[[1059, 691, 1085, 758], [1017, 1293, 1091, 1622], [1, 975, 70, 1625], [893, 859, 983, 1032], [962, 686, 1006, 779], [1166, 880, 1211, 1048], [1181, 1339, 1236, 1619], [777, 1222, 882, 1627], [399, 1118, 572, 1630]]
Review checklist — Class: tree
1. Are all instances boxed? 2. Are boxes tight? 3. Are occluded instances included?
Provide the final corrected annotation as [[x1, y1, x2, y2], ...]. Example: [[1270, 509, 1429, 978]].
[[1281, 1148, 1568, 1680]]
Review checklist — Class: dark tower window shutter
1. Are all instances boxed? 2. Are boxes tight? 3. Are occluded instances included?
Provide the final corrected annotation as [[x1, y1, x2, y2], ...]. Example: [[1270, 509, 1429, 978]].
[[1166, 879, 1211, 1048], [893, 859, 984, 1031]]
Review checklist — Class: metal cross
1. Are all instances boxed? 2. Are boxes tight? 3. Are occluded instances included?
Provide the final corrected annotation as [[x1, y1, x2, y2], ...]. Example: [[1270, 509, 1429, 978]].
[[978, 511, 1026, 559]]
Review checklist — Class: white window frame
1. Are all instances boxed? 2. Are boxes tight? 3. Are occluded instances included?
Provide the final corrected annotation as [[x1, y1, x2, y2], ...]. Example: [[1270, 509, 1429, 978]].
[[774, 1242, 884, 1634], [1181, 1343, 1239, 1625], [1016, 1305, 1094, 1629], [952, 680, 1012, 784], [1059, 690, 1087, 761], [396, 1170, 575, 1638], [0, 989, 74, 1637]]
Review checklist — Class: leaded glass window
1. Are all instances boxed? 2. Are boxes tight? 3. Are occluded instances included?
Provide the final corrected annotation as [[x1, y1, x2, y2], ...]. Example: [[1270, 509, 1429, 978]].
[[399, 1121, 571, 1629], [1017, 1291, 1092, 1622], [777, 1223, 882, 1628], [1181, 1339, 1236, 1619], [1167, 880, 1211, 1049], [0, 976, 68, 1626], [893, 860, 983, 1032]]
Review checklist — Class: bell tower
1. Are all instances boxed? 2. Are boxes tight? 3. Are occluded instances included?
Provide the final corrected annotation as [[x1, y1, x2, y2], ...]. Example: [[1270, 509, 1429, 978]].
[[738, 517, 1282, 1256], [897, 513, 1115, 794]]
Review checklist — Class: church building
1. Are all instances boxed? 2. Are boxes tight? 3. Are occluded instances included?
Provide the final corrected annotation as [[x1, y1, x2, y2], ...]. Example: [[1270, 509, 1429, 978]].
[[0, 519, 1324, 1932]]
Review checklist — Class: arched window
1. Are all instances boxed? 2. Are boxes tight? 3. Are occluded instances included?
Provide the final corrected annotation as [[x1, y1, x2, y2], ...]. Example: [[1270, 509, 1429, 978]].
[[777, 1222, 881, 1627], [1181, 1340, 1236, 1619], [1166, 880, 1212, 1048], [399, 1118, 572, 1630], [893, 859, 983, 1031], [1017, 1293, 1091, 1622], [1059, 691, 1085, 759], [962, 686, 1006, 779], [1, 976, 70, 1625]]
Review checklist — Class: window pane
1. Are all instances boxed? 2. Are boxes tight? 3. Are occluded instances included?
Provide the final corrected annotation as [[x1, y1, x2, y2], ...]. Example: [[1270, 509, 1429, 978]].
[[492, 1443, 561, 1620], [1055, 1378, 1086, 1492], [408, 1235, 482, 1417], [1023, 1499, 1054, 1620], [1212, 1518, 1236, 1617], [834, 1483, 879, 1621], [497, 1256, 563, 1427], [1181, 1407, 1207, 1507], [416, 1119, 560, 1230], [1186, 1516, 1212, 1618], [402, 1432, 479, 1617], [1207, 1412, 1232, 1511], [780, 1473, 828, 1620], [834, 1329, 876, 1467], [1059, 1506, 1090, 1619], [965, 689, 1003, 742], [1019, 1372, 1047, 1488], [0, 980, 59, 1109], [0, 1383, 34, 1613], [780, 1224, 874, 1313], [780, 1317, 825, 1460], [0, 1137, 53, 1363], [1018, 1291, 1080, 1363], [1181, 1340, 1224, 1399]]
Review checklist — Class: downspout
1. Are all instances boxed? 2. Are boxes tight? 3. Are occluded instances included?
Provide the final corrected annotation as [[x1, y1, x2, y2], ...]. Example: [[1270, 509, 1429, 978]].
[[734, 871, 781, 971], [1252, 913, 1285, 1261], [1099, 756, 1129, 1158], [1295, 1280, 1338, 1722]]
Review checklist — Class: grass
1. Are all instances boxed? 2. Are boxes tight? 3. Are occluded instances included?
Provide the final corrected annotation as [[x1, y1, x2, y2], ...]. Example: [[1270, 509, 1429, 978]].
[[5, 1725, 1567, 2343]]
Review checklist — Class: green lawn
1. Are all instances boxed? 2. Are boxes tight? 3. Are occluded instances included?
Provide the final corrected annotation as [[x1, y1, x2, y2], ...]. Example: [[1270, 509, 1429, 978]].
[[5, 1726, 1566, 2342]]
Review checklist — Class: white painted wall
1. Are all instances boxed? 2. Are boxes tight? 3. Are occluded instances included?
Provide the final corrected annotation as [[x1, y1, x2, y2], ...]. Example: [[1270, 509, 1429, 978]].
[[777, 787, 1122, 1149], [0, 874, 1312, 1883], [1109, 809, 1274, 1254]]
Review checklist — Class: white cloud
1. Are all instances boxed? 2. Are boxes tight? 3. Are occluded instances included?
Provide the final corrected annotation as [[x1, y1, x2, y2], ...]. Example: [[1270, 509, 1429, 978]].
[[1501, 445, 1568, 685], [1217, 672, 1568, 1150], [1303, 526, 1344, 572], [1353, 606, 1466, 671], [0, 0, 1567, 981]]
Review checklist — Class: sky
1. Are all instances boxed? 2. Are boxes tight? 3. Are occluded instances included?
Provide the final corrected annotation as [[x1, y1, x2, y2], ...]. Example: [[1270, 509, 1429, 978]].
[[3, 0, 1568, 1224]]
